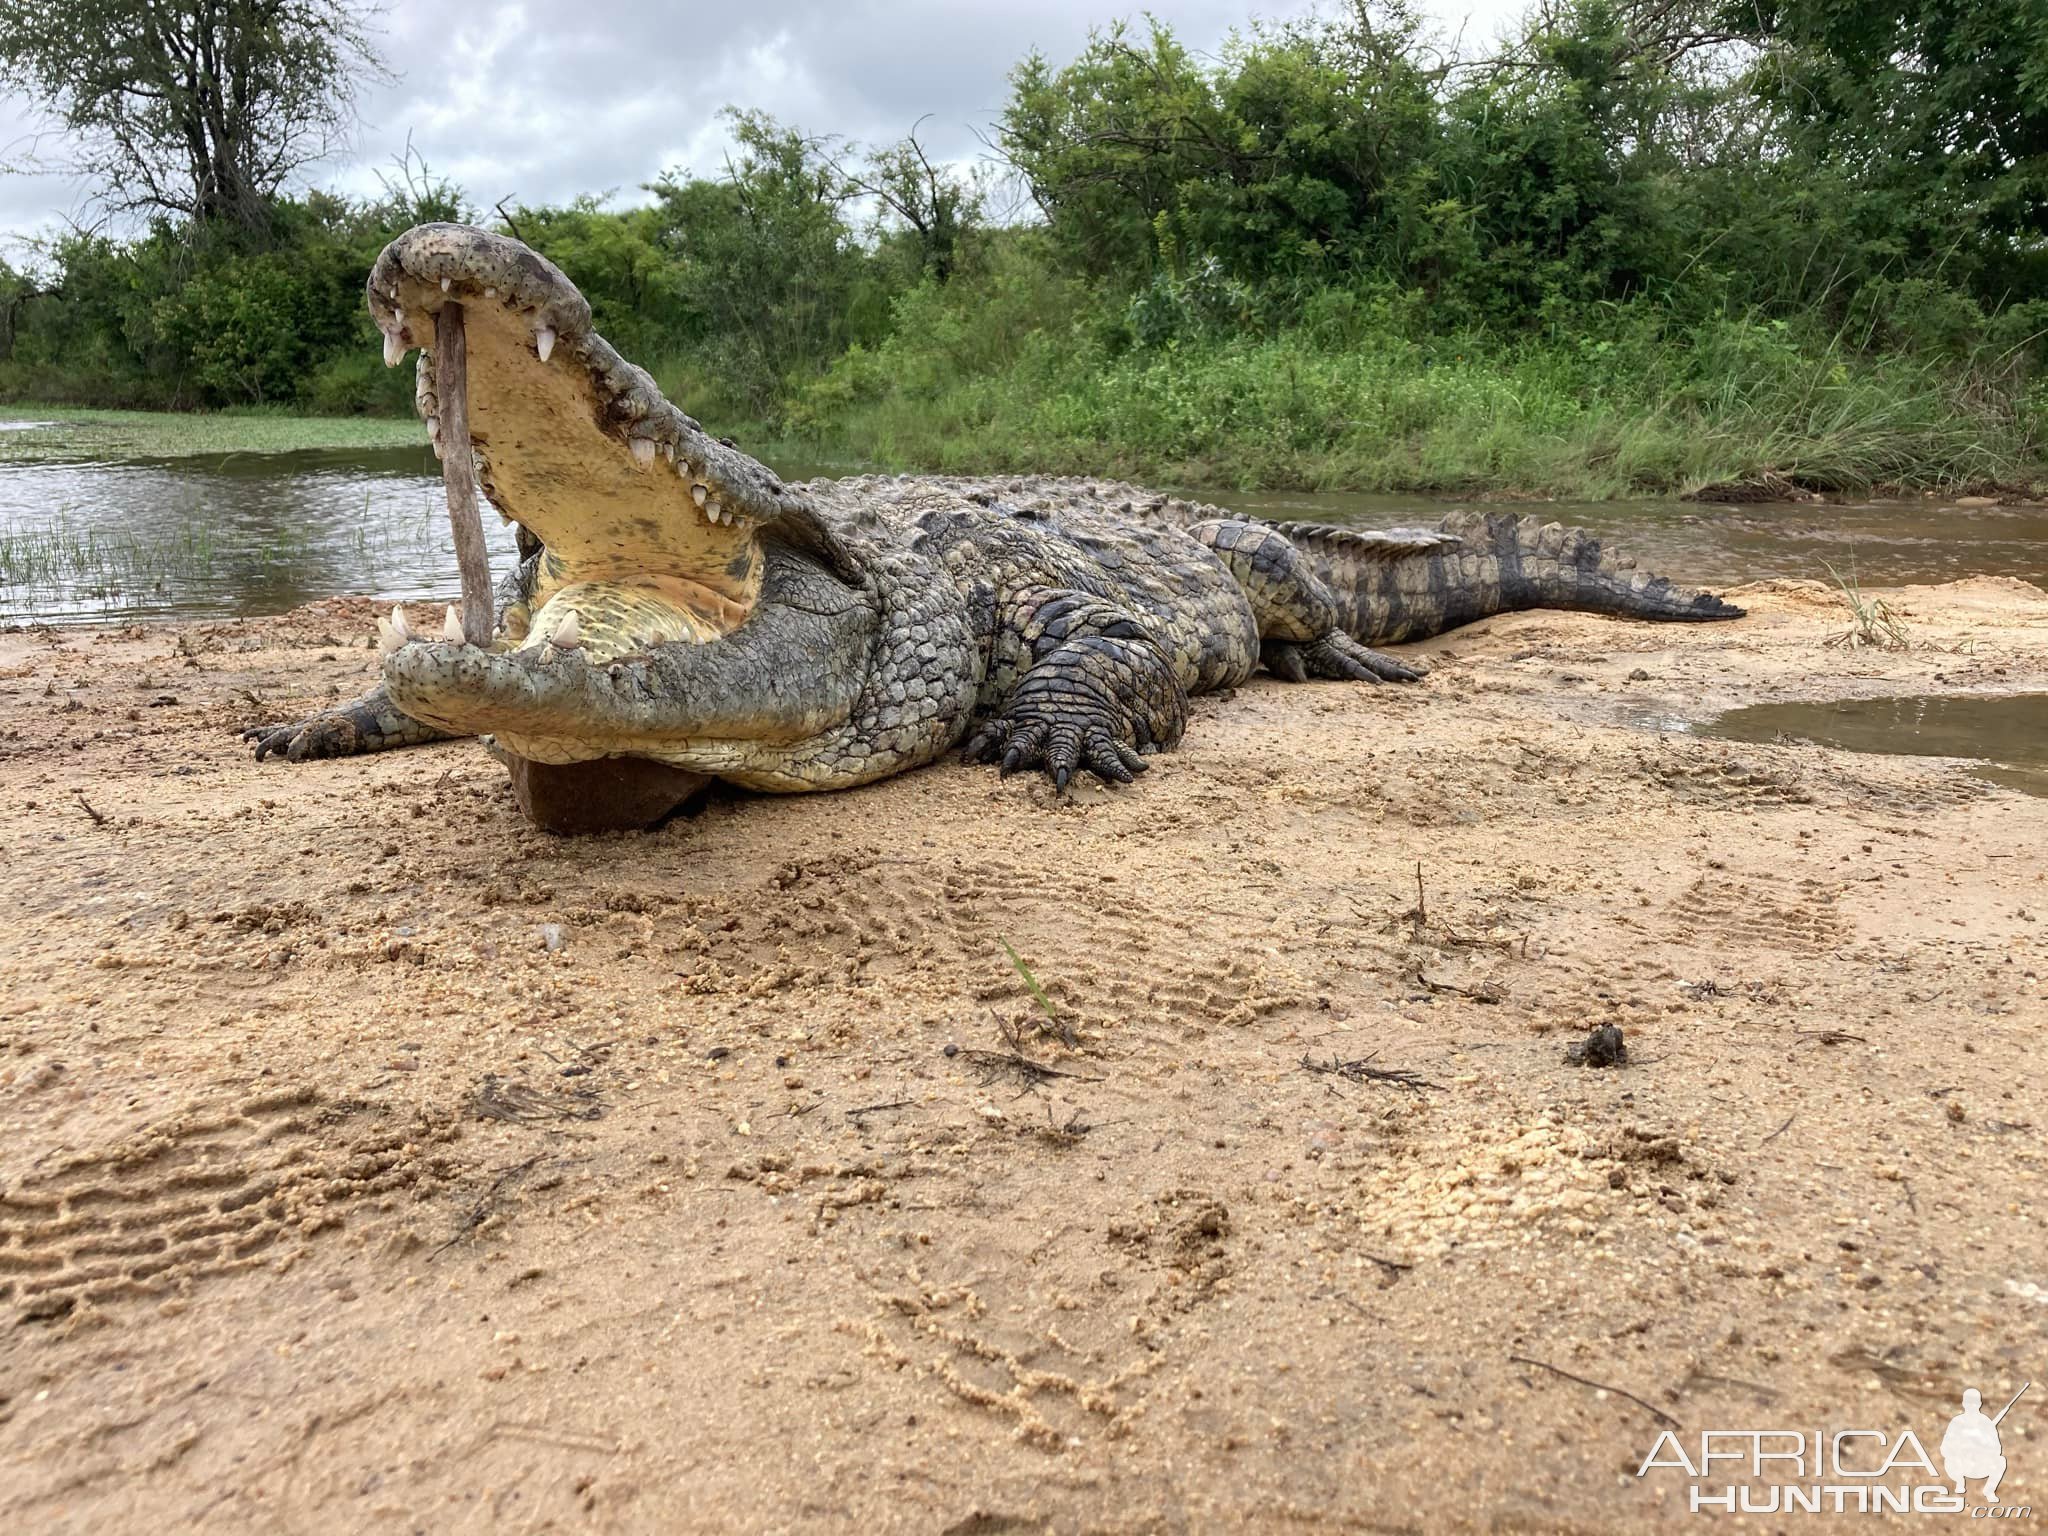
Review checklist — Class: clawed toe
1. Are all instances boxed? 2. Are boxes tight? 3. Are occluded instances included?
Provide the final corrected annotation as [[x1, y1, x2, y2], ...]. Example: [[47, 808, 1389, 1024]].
[[245, 724, 296, 761], [245, 714, 358, 761], [1266, 634, 1424, 684], [966, 713, 1148, 792]]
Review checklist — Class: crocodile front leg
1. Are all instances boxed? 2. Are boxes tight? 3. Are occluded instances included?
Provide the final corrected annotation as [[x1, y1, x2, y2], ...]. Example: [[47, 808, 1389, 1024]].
[[962, 588, 1188, 789], [247, 552, 539, 763], [244, 684, 460, 761]]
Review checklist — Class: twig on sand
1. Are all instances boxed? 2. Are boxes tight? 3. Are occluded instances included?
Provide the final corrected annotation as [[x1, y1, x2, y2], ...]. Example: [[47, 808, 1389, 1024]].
[[1826, 1345, 1956, 1406], [1374, 864, 1525, 955], [473, 1073, 602, 1124], [961, 1049, 1103, 1091], [1508, 1353, 1680, 1430], [1417, 969, 1504, 1004], [1762, 1114, 1795, 1146], [71, 790, 108, 826], [846, 1099, 913, 1124], [965, 1009, 1101, 1093], [1300, 1052, 1444, 1092], [432, 1154, 545, 1259], [1035, 1102, 1096, 1144]]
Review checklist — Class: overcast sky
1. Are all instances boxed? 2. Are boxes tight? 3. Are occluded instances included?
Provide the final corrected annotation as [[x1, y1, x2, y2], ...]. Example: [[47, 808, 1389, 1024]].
[[0, 0, 1526, 247]]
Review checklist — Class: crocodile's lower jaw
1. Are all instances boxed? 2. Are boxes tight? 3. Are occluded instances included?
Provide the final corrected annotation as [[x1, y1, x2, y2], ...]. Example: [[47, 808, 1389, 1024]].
[[379, 631, 848, 776], [382, 642, 728, 767]]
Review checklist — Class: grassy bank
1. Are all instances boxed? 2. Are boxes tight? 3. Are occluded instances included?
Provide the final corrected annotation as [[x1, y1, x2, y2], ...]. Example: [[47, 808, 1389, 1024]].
[[0, 406, 427, 464], [8, 319, 2041, 502], [765, 296, 2048, 499]]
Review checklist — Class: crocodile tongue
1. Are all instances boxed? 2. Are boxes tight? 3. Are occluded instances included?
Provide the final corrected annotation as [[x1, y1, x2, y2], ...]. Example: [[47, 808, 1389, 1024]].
[[366, 224, 814, 658]]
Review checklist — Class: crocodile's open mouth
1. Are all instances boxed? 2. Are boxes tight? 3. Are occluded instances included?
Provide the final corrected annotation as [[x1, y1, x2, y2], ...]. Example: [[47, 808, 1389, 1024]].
[[367, 224, 805, 660], [361, 224, 856, 768]]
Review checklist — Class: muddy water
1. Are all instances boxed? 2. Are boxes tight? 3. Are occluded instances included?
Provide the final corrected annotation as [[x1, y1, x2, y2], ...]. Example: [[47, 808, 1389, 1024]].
[[1700, 694, 2048, 798], [1, 423, 2043, 625], [1217, 486, 2048, 594]]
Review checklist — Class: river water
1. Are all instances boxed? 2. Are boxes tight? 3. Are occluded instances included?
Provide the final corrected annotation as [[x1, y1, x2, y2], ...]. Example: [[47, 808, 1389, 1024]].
[[3, 429, 2045, 627]]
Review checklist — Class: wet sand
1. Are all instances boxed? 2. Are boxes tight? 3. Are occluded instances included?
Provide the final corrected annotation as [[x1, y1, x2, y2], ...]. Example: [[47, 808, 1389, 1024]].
[[2, 576, 2044, 1531]]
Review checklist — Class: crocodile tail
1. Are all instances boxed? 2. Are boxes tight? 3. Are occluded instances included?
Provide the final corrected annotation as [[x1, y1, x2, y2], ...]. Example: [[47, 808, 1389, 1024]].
[[1270, 512, 1744, 645]]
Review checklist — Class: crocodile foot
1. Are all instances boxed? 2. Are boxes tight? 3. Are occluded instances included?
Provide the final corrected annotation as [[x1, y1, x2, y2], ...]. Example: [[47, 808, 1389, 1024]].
[[244, 685, 456, 761], [961, 691, 1153, 791], [1261, 633, 1424, 684]]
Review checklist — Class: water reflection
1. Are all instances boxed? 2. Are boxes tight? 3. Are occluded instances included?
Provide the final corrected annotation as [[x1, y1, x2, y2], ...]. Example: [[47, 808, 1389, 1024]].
[[1701, 693, 2048, 798]]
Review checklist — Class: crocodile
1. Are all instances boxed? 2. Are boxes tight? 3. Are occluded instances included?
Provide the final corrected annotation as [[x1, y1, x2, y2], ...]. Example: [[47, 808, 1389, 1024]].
[[245, 224, 1744, 831]]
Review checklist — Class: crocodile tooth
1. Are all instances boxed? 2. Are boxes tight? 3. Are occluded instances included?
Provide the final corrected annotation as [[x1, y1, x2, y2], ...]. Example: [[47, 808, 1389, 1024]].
[[707, 498, 724, 524], [376, 617, 405, 653], [630, 437, 656, 468], [442, 605, 464, 643], [662, 441, 675, 463], [440, 276, 452, 293], [552, 611, 582, 649], [383, 330, 406, 367], [690, 483, 708, 508], [390, 604, 412, 641], [535, 326, 556, 363], [484, 287, 497, 299]]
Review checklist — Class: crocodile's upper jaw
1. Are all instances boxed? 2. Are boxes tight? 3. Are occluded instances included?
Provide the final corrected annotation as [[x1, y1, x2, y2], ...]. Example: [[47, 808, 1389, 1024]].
[[366, 223, 812, 662]]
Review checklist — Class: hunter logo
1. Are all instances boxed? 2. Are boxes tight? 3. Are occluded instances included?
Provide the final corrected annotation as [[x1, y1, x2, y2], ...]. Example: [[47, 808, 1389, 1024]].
[[1637, 1382, 2032, 1517]]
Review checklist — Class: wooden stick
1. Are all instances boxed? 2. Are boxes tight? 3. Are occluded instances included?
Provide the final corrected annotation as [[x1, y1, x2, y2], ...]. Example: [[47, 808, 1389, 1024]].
[[1508, 1354, 1680, 1430], [435, 302, 493, 646]]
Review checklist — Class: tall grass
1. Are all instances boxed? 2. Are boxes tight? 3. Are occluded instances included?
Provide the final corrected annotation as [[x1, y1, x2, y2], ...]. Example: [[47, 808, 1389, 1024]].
[[0, 519, 224, 591], [9, 294, 2036, 500], [778, 283, 2045, 498]]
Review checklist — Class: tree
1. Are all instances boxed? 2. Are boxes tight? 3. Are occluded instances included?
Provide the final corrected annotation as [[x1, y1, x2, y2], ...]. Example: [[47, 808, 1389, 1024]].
[[832, 121, 986, 284], [998, 8, 1453, 290], [644, 110, 876, 412], [0, 0, 387, 229], [1733, 0, 2048, 276], [0, 260, 37, 361]]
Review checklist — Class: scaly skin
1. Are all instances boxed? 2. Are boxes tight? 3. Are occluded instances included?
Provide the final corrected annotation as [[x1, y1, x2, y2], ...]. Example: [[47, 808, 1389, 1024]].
[[245, 225, 1745, 807]]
